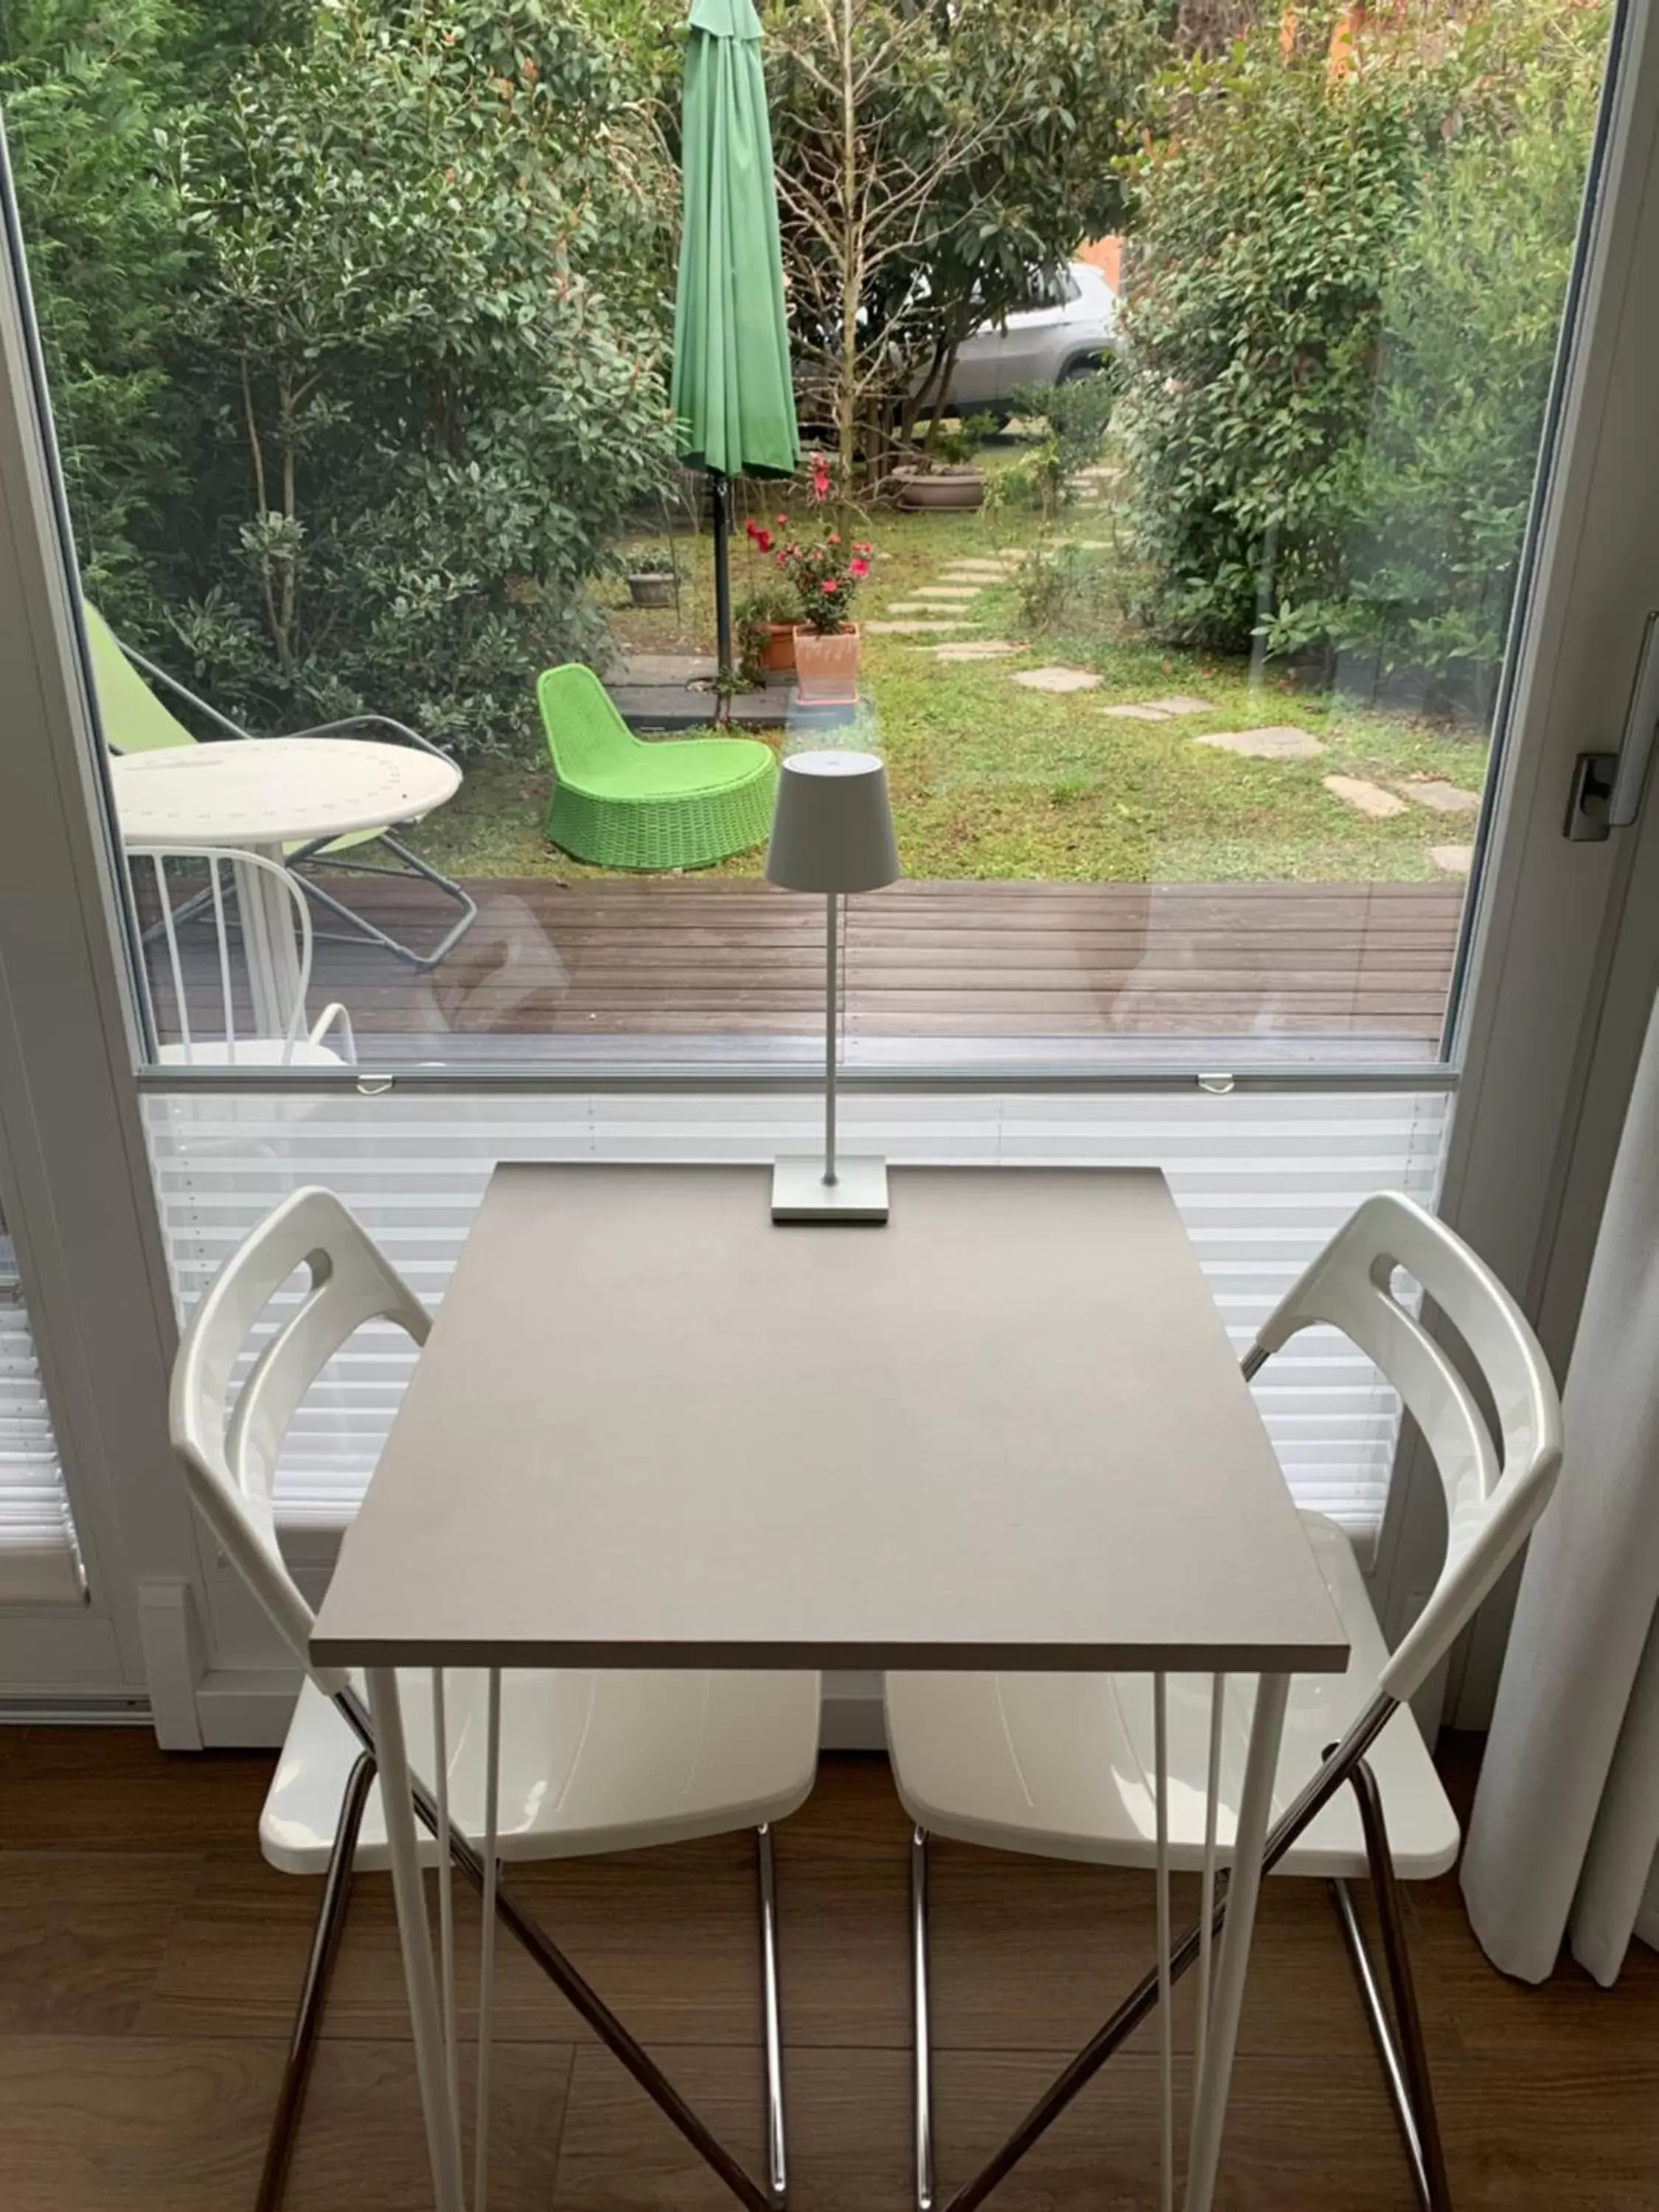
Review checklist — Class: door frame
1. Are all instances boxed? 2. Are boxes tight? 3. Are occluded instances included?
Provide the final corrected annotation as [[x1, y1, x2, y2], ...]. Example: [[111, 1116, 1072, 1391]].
[[1, 0, 1657, 1736]]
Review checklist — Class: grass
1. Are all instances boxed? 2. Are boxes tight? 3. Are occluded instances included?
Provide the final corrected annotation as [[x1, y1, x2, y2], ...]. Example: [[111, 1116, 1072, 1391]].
[[408, 440, 1489, 887]]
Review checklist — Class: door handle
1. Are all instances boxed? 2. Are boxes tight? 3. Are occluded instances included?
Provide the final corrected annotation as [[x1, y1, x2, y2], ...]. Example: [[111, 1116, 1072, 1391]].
[[1566, 612, 1659, 841]]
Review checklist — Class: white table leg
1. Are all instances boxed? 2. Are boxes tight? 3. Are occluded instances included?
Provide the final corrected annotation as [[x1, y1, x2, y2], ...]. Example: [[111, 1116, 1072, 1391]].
[[1183, 1669, 1290, 2212], [367, 1666, 465, 2212], [234, 841, 304, 1038]]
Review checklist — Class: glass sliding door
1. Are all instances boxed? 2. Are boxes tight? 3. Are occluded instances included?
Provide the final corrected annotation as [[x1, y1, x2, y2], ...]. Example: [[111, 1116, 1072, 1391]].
[[2, 0, 1625, 1083]]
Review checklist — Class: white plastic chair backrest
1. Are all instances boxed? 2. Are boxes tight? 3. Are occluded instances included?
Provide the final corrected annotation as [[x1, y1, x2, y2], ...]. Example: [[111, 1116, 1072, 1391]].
[[128, 844, 313, 1060], [170, 1186, 431, 1698], [1253, 1192, 1562, 1702]]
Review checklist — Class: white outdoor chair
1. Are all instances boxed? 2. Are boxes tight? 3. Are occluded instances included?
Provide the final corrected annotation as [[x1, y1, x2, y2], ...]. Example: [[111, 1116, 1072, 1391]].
[[886, 1192, 1562, 2212], [170, 1184, 820, 2212], [128, 844, 355, 1067]]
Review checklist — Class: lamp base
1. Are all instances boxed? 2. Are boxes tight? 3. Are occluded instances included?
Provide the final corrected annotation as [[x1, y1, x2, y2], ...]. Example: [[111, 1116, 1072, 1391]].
[[771, 1154, 889, 1225]]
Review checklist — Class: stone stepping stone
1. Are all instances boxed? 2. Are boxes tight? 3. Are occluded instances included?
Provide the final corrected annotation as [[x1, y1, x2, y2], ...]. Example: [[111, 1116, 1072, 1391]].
[[932, 639, 1023, 661], [1146, 695, 1212, 716], [1404, 778, 1481, 815], [866, 619, 975, 635], [1192, 726, 1324, 760], [886, 600, 959, 615], [1102, 703, 1175, 723], [908, 585, 981, 601], [1014, 664, 1102, 695], [1324, 775, 1408, 820], [1430, 844, 1473, 877], [939, 560, 1009, 576]]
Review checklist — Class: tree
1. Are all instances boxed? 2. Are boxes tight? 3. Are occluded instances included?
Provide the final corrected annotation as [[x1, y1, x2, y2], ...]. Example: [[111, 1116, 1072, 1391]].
[[1112, 7, 1461, 654], [762, 0, 1156, 486], [164, 0, 677, 755], [1, 1, 192, 628]]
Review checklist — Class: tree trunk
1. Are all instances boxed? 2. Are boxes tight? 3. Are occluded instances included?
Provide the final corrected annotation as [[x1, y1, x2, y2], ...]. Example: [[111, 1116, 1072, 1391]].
[[837, 0, 858, 493]]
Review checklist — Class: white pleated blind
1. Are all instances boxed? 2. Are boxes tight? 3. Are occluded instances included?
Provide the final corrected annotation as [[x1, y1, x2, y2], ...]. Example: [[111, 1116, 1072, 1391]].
[[144, 1087, 1449, 1559], [0, 1262, 86, 1604]]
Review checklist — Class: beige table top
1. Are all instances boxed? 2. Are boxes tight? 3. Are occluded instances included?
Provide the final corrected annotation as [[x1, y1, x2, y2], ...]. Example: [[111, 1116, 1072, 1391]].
[[111, 737, 459, 847], [311, 1165, 1349, 1676]]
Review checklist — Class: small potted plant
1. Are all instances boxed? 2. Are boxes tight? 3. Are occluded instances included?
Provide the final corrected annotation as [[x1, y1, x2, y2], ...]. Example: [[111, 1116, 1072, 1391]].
[[773, 522, 872, 704], [736, 584, 801, 680], [894, 414, 998, 512], [625, 549, 679, 608]]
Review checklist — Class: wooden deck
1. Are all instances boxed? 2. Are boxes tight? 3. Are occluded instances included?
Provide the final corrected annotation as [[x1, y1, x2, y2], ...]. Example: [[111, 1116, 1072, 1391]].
[[188, 874, 1464, 1060]]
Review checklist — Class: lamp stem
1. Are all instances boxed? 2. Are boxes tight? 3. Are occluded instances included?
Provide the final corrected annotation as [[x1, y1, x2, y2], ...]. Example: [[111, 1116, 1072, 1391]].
[[824, 890, 838, 1186]]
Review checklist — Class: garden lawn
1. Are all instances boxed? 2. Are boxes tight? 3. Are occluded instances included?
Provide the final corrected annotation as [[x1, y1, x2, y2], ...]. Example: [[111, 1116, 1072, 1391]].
[[407, 468, 1490, 887]]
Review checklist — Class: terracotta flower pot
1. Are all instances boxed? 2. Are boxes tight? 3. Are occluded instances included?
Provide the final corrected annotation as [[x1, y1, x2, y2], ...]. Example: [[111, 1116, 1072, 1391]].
[[894, 467, 987, 513], [756, 623, 797, 675], [793, 623, 860, 705]]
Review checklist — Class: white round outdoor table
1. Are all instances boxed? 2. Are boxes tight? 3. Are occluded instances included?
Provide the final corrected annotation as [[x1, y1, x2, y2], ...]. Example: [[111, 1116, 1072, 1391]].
[[111, 739, 461, 1037]]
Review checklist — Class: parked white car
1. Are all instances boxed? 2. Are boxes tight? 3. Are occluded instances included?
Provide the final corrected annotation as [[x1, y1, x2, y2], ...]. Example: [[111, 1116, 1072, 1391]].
[[945, 260, 1117, 415]]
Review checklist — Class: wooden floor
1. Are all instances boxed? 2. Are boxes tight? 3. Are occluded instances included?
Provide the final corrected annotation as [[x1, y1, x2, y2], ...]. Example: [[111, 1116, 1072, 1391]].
[[168, 874, 1463, 1054], [2, 1730, 1655, 2211]]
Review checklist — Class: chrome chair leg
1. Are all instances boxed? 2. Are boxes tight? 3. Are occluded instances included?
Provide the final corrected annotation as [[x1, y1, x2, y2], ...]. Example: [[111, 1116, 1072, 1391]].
[[1335, 1758, 1453, 2212], [256, 1750, 377, 2212], [911, 1825, 936, 2212], [757, 1824, 788, 2208]]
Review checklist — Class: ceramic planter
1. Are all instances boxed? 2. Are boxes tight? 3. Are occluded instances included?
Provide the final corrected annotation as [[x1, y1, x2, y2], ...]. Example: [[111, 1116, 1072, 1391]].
[[894, 467, 987, 513], [754, 622, 797, 675], [793, 623, 860, 704], [627, 573, 676, 608]]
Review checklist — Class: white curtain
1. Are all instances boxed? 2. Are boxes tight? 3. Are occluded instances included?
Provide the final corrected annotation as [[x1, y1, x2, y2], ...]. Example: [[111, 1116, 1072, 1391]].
[[1461, 990, 1659, 1983]]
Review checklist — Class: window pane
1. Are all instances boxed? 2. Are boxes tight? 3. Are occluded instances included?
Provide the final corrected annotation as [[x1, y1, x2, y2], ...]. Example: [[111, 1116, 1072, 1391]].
[[0, 0, 1618, 1073]]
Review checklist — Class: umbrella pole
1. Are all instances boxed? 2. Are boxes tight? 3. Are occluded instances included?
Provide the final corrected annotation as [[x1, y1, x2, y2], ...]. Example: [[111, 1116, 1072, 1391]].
[[712, 469, 733, 727]]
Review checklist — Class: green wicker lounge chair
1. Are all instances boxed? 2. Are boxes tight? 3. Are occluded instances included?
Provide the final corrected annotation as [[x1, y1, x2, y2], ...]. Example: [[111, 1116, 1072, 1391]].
[[537, 664, 776, 871]]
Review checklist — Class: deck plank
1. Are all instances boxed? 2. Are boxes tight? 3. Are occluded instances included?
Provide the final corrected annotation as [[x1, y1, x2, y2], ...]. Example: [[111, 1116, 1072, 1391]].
[[145, 874, 1464, 1051]]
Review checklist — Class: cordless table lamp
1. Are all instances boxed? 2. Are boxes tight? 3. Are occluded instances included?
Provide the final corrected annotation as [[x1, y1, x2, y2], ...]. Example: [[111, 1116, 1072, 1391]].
[[765, 749, 901, 1222]]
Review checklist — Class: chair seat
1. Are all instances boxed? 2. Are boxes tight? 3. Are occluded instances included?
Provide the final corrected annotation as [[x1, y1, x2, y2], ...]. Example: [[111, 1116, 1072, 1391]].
[[262, 1666, 821, 1876], [561, 734, 774, 802], [884, 1513, 1458, 1883]]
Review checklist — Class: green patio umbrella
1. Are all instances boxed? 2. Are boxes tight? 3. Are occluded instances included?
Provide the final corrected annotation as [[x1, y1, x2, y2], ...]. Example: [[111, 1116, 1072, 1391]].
[[672, 0, 800, 684]]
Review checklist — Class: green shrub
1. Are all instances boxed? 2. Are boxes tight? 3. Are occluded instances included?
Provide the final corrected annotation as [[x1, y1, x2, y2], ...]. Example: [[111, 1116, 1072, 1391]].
[[1117, 0, 1610, 706], [1115, 18, 1453, 656], [1329, 0, 1610, 714], [1008, 369, 1117, 513]]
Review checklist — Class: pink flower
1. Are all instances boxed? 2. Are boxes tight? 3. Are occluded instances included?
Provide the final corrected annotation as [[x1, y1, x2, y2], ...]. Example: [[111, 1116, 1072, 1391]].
[[776, 512, 790, 526], [849, 556, 869, 580], [827, 531, 841, 546], [820, 577, 839, 596], [754, 527, 773, 554]]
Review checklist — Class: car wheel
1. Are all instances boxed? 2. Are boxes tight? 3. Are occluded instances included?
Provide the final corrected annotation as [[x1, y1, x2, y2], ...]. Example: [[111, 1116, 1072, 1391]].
[[1060, 355, 1108, 383]]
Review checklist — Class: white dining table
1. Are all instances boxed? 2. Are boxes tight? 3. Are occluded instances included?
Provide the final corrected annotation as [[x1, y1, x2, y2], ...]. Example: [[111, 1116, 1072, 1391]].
[[311, 1163, 1349, 2212], [110, 738, 460, 1034]]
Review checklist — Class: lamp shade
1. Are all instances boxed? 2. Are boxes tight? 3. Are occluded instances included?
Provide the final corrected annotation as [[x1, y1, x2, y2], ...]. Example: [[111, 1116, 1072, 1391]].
[[764, 750, 901, 894]]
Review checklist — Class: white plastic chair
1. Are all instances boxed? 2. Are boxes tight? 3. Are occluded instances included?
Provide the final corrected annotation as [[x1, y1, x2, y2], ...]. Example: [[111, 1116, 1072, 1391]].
[[128, 844, 355, 1066], [886, 1192, 1562, 2212], [170, 1184, 820, 2212]]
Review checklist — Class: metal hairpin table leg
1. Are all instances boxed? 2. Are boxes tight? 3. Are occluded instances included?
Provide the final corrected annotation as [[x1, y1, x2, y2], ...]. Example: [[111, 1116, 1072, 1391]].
[[1185, 1671, 1289, 2212], [366, 1667, 465, 2212], [336, 1688, 777, 2212], [758, 1823, 789, 2209], [911, 1826, 936, 2212]]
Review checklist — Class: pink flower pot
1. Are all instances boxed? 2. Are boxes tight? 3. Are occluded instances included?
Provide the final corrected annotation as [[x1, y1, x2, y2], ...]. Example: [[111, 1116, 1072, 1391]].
[[793, 624, 860, 705]]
